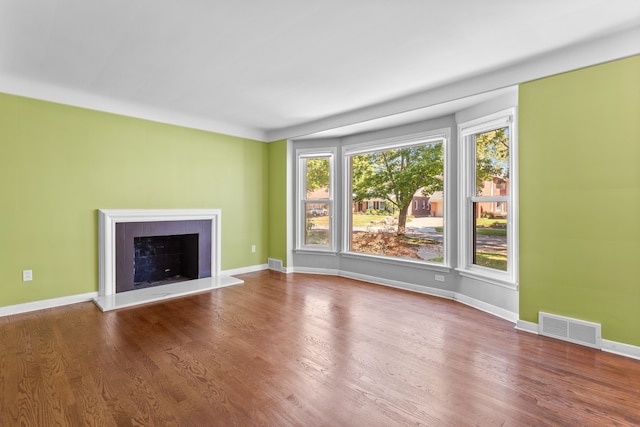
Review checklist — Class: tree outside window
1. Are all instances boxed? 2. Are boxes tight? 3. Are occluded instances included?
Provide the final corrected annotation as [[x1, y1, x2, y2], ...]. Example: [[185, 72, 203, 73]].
[[347, 138, 446, 264]]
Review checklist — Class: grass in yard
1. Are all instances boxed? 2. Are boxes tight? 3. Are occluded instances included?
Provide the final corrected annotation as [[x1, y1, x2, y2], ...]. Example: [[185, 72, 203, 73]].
[[352, 213, 404, 228], [476, 228, 506, 236], [476, 218, 507, 228], [475, 252, 507, 271], [309, 214, 407, 228], [436, 226, 505, 237]]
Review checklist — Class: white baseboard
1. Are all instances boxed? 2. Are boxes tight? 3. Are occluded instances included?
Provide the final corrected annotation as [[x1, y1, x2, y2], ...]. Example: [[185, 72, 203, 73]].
[[0, 292, 98, 317], [291, 268, 518, 324], [515, 319, 539, 334], [0, 264, 264, 318], [514, 319, 640, 361], [221, 263, 268, 276], [453, 293, 518, 323], [601, 339, 640, 360], [338, 270, 455, 300], [292, 266, 341, 276], [297, 268, 640, 361]]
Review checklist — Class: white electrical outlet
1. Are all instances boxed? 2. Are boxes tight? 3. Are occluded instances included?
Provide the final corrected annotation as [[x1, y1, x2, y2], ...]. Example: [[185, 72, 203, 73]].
[[435, 274, 445, 282], [251, 245, 256, 253], [22, 270, 33, 282]]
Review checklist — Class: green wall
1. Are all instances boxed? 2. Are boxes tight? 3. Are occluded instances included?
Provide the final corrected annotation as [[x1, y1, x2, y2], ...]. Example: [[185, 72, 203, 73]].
[[0, 93, 269, 307], [267, 139, 288, 266], [519, 55, 640, 345]]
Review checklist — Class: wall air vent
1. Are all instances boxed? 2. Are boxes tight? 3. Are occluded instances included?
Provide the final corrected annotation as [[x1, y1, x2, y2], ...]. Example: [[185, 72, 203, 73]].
[[268, 258, 284, 272], [538, 312, 601, 349]]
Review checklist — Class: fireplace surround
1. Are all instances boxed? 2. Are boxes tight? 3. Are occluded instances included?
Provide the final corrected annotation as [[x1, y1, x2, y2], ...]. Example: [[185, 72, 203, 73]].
[[94, 209, 242, 311]]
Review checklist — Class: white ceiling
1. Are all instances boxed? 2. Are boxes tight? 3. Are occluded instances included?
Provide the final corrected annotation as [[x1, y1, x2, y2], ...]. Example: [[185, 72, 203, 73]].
[[1, 1, 639, 141]]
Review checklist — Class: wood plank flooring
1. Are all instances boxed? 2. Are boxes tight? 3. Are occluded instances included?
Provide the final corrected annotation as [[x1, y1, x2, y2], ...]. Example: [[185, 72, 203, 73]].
[[1, 271, 639, 426]]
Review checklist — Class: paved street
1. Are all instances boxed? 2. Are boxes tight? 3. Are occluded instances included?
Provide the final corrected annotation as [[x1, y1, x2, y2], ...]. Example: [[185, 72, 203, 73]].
[[404, 217, 507, 255]]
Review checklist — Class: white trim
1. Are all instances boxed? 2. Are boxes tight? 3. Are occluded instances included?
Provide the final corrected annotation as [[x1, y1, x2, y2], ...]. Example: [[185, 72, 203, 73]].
[[295, 148, 337, 252], [289, 267, 518, 324], [514, 320, 640, 361], [515, 319, 539, 334], [458, 110, 513, 137], [0, 292, 98, 317], [340, 252, 451, 273], [291, 267, 341, 276], [221, 264, 268, 276], [0, 263, 260, 316], [457, 108, 518, 286], [457, 269, 519, 290], [602, 339, 640, 361], [342, 128, 449, 156], [339, 270, 455, 300], [453, 293, 518, 323], [98, 209, 222, 297], [293, 249, 338, 257], [0, 74, 267, 141]]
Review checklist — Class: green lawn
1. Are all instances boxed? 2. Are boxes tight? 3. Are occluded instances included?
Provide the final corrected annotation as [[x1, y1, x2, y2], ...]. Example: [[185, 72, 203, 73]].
[[435, 227, 505, 236], [309, 214, 403, 228], [442, 218, 506, 236], [476, 228, 506, 236], [476, 218, 507, 228], [353, 214, 402, 227], [475, 252, 507, 271]]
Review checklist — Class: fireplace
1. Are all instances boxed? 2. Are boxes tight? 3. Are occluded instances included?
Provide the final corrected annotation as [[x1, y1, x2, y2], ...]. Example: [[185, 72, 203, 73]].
[[94, 209, 242, 311], [115, 219, 211, 293]]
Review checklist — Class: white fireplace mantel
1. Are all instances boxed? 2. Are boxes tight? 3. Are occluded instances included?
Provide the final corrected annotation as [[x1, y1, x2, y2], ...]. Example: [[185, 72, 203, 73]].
[[94, 209, 241, 311]]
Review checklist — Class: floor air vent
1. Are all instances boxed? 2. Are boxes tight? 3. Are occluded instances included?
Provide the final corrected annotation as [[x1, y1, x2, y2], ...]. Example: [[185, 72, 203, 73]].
[[268, 258, 283, 272], [538, 312, 601, 349]]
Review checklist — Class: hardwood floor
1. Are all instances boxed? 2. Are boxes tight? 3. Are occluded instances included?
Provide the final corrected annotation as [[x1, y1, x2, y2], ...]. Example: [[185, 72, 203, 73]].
[[1, 271, 639, 426]]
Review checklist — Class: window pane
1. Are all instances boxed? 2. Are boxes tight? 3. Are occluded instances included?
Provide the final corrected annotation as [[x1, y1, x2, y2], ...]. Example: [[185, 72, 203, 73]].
[[349, 142, 444, 263], [473, 202, 507, 271], [305, 157, 330, 199], [305, 203, 330, 246], [475, 127, 509, 196]]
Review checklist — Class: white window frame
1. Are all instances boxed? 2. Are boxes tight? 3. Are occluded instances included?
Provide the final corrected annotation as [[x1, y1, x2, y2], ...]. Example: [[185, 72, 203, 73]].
[[457, 108, 518, 288], [342, 128, 451, 268], [296, 148, 336, 252]]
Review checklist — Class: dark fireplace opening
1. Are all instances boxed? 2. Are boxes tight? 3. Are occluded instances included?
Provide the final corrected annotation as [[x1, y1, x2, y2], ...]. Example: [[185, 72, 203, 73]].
[[133, 234, 199, 290], [115, 220, 211, 293]]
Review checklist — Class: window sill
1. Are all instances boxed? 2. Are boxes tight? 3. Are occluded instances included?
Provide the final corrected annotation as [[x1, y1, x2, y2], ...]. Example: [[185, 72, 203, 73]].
[[294, 249, 338, 256], [341, 252, 452, 273], [455, 268, 518, 290]]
